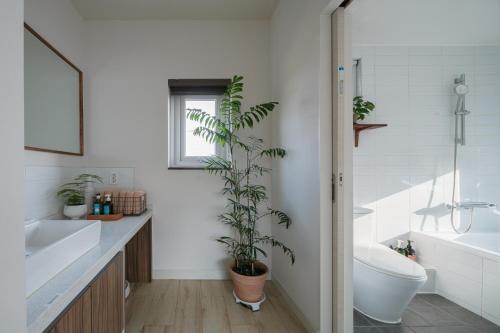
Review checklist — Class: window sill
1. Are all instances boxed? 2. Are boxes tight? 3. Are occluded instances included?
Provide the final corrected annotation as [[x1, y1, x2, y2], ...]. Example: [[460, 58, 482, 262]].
[[167, 167, 206, 170]]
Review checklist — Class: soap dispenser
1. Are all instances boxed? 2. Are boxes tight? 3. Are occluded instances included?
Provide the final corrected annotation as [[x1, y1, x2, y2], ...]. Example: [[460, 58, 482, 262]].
[[93, 193, 102, 215], [103, 193, 113, 215]]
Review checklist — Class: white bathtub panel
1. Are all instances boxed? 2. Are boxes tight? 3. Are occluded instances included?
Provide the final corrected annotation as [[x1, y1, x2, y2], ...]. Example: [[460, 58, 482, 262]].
[[482, 282, 500, 326], [483, 312, 500, 327], [435, 243, 483, 282], [435, 268, 482, 315], [483, 258, 500, 324], [483, 285, 500, 325], [484, 258, 500, 278], [412, 232, 438, 268], [411, 231, 500, 323]]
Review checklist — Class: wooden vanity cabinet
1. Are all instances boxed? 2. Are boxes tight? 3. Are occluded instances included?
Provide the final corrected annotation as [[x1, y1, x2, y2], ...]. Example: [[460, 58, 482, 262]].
[[47, 288, 92, 333], [91, 252, 124, 333], [125, 219, 152, 283], [46, 219, 152, 333], [46, 252, 124, 333]]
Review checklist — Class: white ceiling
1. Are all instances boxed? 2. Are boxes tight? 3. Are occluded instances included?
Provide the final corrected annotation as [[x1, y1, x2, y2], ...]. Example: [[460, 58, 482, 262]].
[[71, 0, 279, 20]]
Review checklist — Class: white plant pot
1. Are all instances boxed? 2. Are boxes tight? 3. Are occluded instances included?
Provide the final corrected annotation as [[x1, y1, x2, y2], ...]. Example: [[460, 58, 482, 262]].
[[63, 205, 87, 220]]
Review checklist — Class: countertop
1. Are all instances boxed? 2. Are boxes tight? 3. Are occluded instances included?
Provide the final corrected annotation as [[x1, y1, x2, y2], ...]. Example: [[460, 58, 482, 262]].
[[27, 210, 153, 333]]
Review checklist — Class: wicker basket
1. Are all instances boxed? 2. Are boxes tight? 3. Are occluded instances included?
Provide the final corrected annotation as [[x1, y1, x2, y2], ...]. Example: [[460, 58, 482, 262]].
[[103, 191, 147, 216]]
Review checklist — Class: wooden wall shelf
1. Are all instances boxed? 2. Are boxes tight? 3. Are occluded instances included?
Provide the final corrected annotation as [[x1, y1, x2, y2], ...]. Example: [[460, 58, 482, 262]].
[[353, 123, 387, 147]]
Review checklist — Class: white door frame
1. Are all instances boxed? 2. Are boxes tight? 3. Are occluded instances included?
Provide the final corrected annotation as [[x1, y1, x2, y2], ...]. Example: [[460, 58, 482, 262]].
[[331, 7, 354, 333], [319, 2, 354, 333]]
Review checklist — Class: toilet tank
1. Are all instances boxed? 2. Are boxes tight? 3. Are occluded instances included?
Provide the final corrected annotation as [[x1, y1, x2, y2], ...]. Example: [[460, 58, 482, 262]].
[[353, 207, 375, 244]]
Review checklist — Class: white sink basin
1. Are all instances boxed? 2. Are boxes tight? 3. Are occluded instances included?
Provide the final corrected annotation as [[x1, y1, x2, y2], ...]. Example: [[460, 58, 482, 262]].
[[25, 220, 101, 297]]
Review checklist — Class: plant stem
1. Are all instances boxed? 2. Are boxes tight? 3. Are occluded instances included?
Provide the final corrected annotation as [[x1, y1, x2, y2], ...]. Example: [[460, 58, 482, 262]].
[[246, 150, 253, 263]]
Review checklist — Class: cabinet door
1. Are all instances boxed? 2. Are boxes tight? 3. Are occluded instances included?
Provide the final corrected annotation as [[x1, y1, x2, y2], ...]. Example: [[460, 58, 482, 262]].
[[48, 288, 91, 333], [91, 252, 124, 333], [125, 219, 152, 282]]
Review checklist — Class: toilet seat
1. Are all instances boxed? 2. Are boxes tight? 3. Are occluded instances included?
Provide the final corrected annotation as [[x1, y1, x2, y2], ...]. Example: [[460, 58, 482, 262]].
[[354, 242, 427, 280]]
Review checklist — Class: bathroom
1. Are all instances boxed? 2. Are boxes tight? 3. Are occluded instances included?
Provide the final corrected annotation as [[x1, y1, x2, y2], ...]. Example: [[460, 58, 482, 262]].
[[1, 0, 500, 333], [349, 0, 500, 332]]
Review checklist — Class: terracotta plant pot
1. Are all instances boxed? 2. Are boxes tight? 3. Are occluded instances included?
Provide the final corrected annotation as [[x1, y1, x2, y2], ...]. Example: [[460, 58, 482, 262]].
[[229, 261, 268, 303], [407, 255, 417, 262]]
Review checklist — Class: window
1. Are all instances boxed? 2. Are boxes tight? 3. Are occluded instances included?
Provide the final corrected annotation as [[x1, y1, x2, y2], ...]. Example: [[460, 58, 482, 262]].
[[168, 79, 229, 169]]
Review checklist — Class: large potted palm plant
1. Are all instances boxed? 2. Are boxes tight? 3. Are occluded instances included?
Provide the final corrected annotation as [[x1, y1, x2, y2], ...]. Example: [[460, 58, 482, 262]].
[[187, 76, 295, 305]]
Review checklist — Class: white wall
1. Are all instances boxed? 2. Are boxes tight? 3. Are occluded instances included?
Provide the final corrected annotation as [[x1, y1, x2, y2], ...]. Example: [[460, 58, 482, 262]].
[[23, 1, 274, 279], [0, 0, 27, 331], [353, 45, 500, 242], [270, 0, 339, 331], [350, 0, 500, 243], [84, 20, 272, 279], [351, 0, 500, 46]]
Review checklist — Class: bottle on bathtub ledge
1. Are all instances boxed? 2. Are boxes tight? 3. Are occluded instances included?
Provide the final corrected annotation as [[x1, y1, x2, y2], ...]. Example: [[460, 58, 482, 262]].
[[390, 239, 417, 262], [405, 240, 417, 261]]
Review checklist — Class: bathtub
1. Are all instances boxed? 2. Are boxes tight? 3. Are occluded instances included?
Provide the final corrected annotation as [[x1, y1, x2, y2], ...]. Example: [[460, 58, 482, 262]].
[[411, 231, 500, 325], [454, 233, 500, 254]]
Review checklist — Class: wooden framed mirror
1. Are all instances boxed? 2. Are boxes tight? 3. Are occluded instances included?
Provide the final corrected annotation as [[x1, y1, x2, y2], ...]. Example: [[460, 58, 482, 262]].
[[24, 23, 83, 156]]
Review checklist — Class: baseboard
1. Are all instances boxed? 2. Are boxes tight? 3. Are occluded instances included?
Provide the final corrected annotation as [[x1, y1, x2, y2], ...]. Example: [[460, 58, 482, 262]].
[[153, 269, 273, 280], [153, 269, 229, 280], [272, 279, 318, 333]]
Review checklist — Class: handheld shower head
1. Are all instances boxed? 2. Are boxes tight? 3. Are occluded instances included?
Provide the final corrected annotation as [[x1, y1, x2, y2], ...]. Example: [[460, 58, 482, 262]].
[[455, 83, 469, 96], [453, 74, 469, 146]]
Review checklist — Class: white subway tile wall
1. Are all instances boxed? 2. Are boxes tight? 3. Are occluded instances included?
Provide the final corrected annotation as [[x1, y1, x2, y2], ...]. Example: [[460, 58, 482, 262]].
[[353, 45, 500, 242], [24, 166, 134, 220]]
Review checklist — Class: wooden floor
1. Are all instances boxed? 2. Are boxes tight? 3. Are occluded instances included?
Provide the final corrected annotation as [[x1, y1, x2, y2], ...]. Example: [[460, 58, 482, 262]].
[[125, 280, 308, 333]]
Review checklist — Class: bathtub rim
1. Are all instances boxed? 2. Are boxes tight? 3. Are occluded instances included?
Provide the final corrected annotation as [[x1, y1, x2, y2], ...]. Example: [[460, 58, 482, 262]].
[[411, 230, 500, 263]]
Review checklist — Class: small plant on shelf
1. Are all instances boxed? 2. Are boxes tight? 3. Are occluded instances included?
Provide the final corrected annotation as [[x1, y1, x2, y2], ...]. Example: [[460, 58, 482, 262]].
[[57, 174, 102, 219], [353, 96, 375, 123]]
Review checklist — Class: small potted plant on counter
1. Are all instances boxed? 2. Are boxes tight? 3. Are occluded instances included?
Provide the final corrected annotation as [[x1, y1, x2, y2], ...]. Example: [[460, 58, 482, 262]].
[[353, 96, 375, 123], [187, 76, 295, 309], [57, 174, 103, 219]]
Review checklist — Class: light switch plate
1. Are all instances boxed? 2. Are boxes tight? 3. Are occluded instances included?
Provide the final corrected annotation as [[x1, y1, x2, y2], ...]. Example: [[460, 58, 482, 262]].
[[109, 172, 119, 185]]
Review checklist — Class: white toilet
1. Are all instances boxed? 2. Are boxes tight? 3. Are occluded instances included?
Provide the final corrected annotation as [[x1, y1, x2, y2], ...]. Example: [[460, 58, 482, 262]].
[[353, 207, 427, 324]]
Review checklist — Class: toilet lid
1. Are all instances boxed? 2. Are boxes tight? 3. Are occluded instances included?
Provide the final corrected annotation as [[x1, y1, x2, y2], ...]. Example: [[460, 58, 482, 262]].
[[354, 243, 427, 280]]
